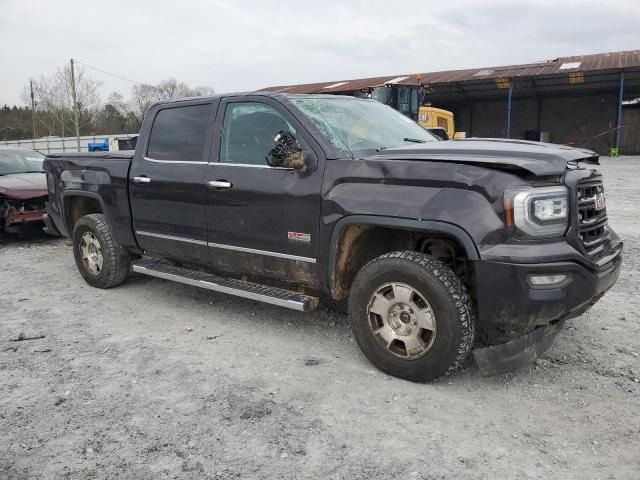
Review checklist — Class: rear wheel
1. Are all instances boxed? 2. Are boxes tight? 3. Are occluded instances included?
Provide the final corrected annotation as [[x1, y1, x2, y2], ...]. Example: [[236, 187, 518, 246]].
[[72, 213, 130, 288], [349, 251, 475, 382]]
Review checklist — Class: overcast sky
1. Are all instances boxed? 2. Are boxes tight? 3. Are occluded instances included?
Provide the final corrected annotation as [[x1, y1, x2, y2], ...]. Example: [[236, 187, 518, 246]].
[[0, 0, 638, 106]]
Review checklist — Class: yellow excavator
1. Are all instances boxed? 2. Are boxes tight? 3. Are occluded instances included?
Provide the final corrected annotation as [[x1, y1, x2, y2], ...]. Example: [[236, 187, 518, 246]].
[[418, 106, 455, 140], [369, 83, 456, 140]]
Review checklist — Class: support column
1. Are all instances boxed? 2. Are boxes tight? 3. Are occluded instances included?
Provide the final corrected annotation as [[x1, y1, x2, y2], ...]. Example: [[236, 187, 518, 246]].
[[616, 71, 625, 150], [506, 84, 513, 139]]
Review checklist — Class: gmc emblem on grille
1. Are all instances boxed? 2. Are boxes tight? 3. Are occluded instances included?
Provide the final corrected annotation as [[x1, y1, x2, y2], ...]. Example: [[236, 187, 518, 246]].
[[594, 192, 606, 211]]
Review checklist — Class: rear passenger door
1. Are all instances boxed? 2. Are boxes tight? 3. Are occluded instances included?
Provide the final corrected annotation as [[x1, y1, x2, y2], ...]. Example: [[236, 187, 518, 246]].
[[130, 101, 215, 263]]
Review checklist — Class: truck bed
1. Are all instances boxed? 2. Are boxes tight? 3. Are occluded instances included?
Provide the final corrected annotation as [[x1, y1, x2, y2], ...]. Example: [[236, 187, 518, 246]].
[[43, 151, 135, 249]]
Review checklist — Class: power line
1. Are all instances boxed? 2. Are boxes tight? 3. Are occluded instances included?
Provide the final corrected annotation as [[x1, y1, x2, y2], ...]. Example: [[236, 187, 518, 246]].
[[74, 60, 143, 85]]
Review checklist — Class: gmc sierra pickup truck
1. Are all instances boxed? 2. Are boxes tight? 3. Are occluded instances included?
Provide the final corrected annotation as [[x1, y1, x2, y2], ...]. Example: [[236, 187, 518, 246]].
[[43, 93, 622, 381]]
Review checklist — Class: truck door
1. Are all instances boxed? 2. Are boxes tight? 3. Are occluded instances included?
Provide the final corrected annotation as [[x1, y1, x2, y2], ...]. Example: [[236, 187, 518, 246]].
[[204, 97, 323, 287], [129, 101, 215, 263]]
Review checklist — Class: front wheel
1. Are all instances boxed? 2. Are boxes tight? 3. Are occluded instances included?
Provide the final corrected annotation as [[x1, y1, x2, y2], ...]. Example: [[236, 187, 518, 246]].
[[72, 213, 130, 288], [349, 251, 475, 382]]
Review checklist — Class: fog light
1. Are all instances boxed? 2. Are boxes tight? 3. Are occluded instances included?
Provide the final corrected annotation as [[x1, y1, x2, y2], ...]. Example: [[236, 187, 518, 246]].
[[528, 274, 569, 287]]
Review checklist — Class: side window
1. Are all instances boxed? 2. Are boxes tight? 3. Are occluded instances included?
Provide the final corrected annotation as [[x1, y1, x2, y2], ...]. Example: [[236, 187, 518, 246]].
[[147, 104, 210, 161], [220, 102, 296, 165]]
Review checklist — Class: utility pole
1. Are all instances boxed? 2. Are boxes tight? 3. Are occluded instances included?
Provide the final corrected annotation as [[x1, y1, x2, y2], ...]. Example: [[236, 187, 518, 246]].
[[70, 58, 80, 152], [29, 80, 38, 139]]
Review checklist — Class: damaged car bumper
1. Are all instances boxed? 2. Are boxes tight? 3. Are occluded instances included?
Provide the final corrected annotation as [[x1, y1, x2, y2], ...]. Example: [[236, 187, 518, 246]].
[[472, 239, 623, 376], [5, 204, 47, 225], [1, 196, 48, 232], [474, 319, 567, 376]]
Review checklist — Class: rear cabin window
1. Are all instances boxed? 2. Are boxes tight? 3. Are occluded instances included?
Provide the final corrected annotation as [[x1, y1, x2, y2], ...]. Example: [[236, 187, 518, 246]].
[[147, 104, 210, 161]]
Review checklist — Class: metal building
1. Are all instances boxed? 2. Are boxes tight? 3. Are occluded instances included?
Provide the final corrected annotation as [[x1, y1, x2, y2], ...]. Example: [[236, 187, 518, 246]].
[[262, 50, 640, 155]]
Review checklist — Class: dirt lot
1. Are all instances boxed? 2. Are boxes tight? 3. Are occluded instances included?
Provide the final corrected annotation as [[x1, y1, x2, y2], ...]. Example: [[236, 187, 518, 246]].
[[1, 157, 639, 480]]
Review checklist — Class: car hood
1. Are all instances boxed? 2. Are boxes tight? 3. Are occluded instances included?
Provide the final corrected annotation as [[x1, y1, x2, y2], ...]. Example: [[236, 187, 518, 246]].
[[370, 138, 599, 176], [0, 172, 48, 199]]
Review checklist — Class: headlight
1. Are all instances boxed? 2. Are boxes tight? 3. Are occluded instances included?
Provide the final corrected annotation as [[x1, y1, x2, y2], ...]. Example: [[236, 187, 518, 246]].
[[505, 186, 569, 238]]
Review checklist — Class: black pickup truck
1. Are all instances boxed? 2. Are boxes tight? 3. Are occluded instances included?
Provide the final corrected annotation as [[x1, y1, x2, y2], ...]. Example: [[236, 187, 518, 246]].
[[43, 93, 622, 381]]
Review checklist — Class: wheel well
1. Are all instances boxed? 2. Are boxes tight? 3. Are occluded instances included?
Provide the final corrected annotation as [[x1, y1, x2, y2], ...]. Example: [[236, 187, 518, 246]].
[[331, 224, 472, 300], [64, 196, 103, 231]]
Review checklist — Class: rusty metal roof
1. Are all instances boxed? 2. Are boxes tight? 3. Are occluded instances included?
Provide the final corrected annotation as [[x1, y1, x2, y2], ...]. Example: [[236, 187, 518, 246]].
[[261, 50, 640, 94]]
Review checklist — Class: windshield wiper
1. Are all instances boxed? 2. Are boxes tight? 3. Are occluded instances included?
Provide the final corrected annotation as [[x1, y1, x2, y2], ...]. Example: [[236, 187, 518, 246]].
[[403, 137, 427, 143]]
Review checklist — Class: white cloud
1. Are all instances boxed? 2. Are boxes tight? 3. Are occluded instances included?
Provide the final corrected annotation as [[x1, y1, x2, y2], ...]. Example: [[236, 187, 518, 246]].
[[0, 0, 638, 105]]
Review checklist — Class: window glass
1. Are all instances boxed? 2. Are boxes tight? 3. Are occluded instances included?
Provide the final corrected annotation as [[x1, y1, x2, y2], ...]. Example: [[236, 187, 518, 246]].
[[290, 96, 437, 155], [410, 89, 418, 120], [371, 87, 390, 105], [437, 116, 449, 129], [220, 102, 296, 165], [397, 87, 410, 116], [0, 150, 45, 175], [147, 104, 210, 161]]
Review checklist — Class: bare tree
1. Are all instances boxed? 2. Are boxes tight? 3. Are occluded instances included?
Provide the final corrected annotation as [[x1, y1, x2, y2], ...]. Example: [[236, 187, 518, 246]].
[[192, 85, 216, 96], [129, 79, 215, 124], [106, 92, 129, 118], [130, 84, 159, 126], [16, 70, 215, 137], [24, 64, 102, 137]]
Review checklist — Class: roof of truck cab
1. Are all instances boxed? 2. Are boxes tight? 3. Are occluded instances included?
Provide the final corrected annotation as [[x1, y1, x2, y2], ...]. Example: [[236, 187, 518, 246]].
[[148, 92, 365, 109]]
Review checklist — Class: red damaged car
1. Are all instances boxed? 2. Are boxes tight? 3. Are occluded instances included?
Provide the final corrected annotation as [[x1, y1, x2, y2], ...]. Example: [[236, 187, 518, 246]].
[[0, 147, 48, 235]]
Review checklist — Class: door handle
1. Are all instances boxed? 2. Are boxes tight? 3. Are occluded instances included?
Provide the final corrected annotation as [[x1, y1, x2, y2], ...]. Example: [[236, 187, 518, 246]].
[[206, 180, 232, 190], [133, 176, 151, 184]]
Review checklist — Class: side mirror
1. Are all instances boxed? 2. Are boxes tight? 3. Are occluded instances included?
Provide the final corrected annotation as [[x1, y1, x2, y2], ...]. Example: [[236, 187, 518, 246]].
[[267, 131, 307, 170]]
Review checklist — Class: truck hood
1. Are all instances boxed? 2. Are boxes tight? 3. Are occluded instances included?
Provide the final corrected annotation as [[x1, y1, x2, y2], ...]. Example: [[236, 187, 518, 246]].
[[371, 138, 599, 176], [0, 172, 48, 199]]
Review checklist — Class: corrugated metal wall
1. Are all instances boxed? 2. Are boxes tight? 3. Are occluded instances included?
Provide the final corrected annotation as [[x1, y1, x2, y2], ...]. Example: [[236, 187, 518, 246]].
[[443, 94, 621, 154], [621, 108, 640, 154]]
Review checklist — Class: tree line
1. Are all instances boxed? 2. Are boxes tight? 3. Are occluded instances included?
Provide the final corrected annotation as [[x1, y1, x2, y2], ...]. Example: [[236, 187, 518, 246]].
[[0, 64, 214, 141]]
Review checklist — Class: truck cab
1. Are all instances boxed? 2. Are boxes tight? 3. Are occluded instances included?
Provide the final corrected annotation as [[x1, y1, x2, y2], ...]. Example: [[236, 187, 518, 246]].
[[87, 138, 109, 152]]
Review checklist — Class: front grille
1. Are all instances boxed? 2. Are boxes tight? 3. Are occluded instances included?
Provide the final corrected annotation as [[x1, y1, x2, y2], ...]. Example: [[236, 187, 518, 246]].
[[576, 180, 608, 255]]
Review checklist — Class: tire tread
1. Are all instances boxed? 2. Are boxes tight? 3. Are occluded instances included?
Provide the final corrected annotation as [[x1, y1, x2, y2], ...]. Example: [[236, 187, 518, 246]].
[[351, 250, 475, 380], [73, 213, 130, 288]]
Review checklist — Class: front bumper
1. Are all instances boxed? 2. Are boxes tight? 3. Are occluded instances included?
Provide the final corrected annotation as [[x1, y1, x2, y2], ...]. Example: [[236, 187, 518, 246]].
[[473, 245, 622, 338], [5, 206, 47, 226], [471, 240, 622, 375]]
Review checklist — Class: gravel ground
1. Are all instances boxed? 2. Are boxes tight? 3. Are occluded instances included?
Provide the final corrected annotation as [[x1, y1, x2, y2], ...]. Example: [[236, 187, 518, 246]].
[[1, 157, 639, 480]]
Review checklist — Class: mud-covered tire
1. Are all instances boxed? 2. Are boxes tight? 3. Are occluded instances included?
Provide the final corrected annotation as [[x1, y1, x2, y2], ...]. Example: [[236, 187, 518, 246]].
[[72, 213, 130, 288], [349, 251, 475, 382]]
